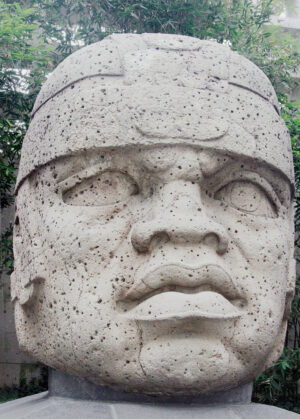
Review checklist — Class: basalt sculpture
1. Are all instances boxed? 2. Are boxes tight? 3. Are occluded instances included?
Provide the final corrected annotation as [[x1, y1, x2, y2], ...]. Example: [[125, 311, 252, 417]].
[[11, 33, 295, 397]]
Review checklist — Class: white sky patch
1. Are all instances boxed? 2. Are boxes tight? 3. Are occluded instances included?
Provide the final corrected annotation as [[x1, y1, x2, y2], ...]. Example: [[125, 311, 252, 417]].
[[2, 68, 31, 94], [271, 0, 300, 28], [222, 39, 232, 48]]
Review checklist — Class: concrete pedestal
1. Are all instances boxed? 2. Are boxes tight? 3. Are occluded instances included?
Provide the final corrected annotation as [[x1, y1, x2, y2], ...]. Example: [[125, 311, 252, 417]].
[[0, 369, 298, 418]]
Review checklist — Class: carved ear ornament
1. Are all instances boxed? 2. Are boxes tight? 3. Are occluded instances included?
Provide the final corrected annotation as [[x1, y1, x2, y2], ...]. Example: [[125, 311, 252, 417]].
[[11, 257, 47, 306], [283, 256, 296, 320]]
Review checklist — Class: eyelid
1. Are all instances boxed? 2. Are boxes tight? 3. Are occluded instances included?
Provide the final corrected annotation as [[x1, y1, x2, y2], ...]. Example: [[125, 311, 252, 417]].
[[58, 163, 105, 192], [213, 170, 281, 211], [57, 164, 138, 193]]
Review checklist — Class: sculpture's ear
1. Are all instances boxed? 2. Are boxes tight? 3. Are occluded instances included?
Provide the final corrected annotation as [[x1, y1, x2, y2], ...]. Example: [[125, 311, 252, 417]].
[[11, 255, 46, 306], [283, 255, 296, 320], [12, 196, 47, 306], [262, 254, 296, 371]]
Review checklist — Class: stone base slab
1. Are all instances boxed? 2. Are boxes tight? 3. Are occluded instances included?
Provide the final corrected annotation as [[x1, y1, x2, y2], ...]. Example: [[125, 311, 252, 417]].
[[0, 391, 299, 418]]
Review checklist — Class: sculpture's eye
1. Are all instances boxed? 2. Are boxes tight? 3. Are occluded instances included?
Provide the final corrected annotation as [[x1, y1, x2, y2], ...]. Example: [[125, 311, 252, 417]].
[[214, 180, 277, 217], [63, 170, 138, 206]]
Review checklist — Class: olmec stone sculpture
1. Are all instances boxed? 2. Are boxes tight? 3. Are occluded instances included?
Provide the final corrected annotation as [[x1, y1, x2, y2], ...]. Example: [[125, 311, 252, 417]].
[[11, 34, 295, 396]]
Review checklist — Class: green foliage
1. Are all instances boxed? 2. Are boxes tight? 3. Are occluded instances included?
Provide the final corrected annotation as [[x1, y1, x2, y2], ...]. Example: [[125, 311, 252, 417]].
[[21, 0, 227, 50], [0, 365, 48, 403], [0, 1, 51, 209], [247, 26, 300, 94], [253, 348, 300, 412], [1, 2, 46, 64], [0, 223, 13, 279], [282, 97, 300, 242], [0, 0, 300, 412], [0, 119, 25, 208]]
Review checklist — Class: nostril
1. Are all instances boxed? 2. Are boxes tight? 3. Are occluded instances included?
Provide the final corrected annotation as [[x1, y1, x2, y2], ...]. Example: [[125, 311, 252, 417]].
[[203, 233, 228, 255], [203, 233, 219, 249], [148, 232, 170, 252], [217, 236, 229, 255]]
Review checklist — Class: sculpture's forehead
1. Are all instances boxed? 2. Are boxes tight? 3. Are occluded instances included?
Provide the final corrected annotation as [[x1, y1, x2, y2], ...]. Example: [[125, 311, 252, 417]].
[[16, 79, 293, 190], [48, 147, 233, 184]]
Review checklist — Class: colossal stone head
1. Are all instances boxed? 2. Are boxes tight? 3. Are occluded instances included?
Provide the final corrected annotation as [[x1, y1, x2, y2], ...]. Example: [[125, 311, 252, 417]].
[[11, 34, 295, 395]]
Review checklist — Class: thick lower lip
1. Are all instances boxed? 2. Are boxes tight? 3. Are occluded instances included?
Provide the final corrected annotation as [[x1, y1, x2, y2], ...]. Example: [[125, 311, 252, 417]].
[[122, 291, 243, 321]]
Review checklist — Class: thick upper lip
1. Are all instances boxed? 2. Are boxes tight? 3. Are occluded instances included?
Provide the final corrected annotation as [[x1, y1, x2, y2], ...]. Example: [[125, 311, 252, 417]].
[[122, 263, 241, 303]]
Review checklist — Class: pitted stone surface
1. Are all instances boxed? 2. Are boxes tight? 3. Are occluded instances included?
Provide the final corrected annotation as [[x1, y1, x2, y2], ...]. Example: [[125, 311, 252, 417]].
[[31, 34, 279, 116], [18, 80, 291, 190], [17, 34, 287, 190], [12, 34, 295, 397]]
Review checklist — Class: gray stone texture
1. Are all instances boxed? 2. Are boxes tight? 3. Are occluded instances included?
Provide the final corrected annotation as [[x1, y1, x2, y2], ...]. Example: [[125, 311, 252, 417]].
[[0, 392, 299, 418], [0, 370, 299, 418], [48, 369, 253, 403]]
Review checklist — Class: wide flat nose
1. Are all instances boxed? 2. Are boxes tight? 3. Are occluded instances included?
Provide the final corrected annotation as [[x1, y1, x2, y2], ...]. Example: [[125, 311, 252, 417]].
[[131, 180, 229, 255]]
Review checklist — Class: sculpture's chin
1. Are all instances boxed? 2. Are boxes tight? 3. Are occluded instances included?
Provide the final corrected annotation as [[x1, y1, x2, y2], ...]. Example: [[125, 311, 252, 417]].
[[136, 336, 235, 394], [71, 333, 249, 396]]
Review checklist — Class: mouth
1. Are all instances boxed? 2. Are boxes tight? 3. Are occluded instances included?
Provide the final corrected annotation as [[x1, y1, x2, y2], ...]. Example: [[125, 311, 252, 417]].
[[118, 264, 246, 321]]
